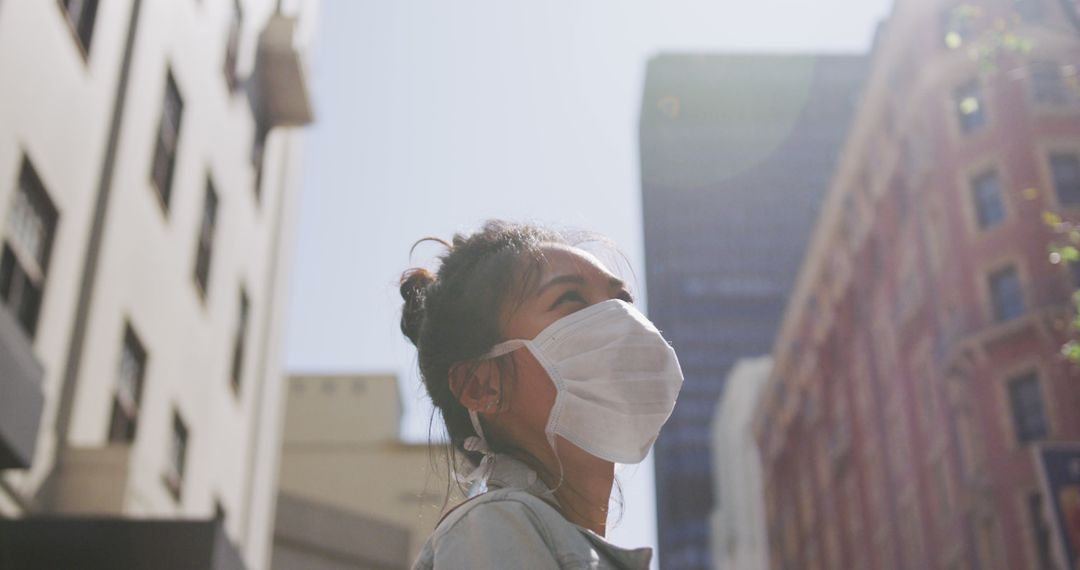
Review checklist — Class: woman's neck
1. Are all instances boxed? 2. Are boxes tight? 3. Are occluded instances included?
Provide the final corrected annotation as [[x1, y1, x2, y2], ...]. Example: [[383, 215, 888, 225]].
[[534, 437, 615, 536]]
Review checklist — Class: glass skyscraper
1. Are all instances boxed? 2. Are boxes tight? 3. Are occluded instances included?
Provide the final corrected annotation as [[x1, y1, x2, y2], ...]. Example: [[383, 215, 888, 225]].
[[640, 53, 867, 569]]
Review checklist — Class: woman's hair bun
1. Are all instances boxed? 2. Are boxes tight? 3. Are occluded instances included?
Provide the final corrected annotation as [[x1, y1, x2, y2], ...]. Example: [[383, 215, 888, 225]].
[[399, 268, 435, 346]]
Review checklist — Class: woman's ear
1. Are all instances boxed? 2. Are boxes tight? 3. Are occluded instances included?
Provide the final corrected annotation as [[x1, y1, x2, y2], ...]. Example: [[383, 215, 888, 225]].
[[449, 360, 501, 412]]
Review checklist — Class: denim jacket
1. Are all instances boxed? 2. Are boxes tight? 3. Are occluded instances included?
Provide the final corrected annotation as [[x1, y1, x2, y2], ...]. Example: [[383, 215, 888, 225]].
[[411, 455, 652, 569]]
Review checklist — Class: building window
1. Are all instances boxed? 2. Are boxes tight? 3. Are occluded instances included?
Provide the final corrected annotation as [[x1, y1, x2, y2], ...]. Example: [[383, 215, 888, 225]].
[[971, 170, 1005, 228], [1069, 260, 1080, 288], [989, 266, 1024, 322], [1027, 493, 1055, 570], [151, 71, 184, 210], [223, 0, 243, 92], [1014, 0, 1045, 21], [193, 180, 218, 297], [214, 498, 227, 524], [942, 6, 976, 49], [60, 0, 100, 55], [107, 324, 147, 443], [164, 410, 189, 500], [1051, 153, 1080, 207], [0, 159, 58, 338], [1031, 61, 1067, 104], [230, 288, 249, 392], [1008, 372, 1048, 443], [251, 118, 270, 200], [956, 80, 987, 134]]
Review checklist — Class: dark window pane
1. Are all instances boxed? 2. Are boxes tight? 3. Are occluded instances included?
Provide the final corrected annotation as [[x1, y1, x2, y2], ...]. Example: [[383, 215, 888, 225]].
[[107, 399, 136, 443], [1014, 0, 1045, 21], [62, 0, 100, 53], [224, 0, 243, 92], [1052, 153, 1080, 207], [251, 120, 269, 200], [194, 181, 218, 295], [956, 80, 986, 133], [1031, 61, 1067, 104], [0, 245, 15, 303], [109, 324, 147, 444], [231, 289, 249, 391], [972, 170, 1005, 228], [172, 412, 189, 479], [989, 266, 1024, 322], [2, 160, 58, 339], [1008, 373, 1048, 443], [151, 73, 183, 209], [941, 7, 976, 48]]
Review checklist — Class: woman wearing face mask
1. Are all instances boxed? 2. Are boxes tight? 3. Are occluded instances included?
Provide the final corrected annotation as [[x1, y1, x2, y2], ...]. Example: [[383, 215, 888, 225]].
[[401, 221, 683, 570]]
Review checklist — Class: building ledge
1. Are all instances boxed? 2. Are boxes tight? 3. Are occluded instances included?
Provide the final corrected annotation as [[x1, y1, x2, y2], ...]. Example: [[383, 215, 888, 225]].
[[0, 306, 44, 469], [43, 444, 132, 514], [252, 14, 314, 127]]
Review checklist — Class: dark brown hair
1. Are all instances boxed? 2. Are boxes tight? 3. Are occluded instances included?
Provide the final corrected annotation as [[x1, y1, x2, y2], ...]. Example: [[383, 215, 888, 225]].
[[399, 220, 568, 473]]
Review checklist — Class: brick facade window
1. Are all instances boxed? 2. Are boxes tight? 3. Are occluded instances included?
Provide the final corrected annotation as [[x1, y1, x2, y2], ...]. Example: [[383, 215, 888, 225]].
[[1013, 0, 1045, 21], [1031, 61, 1067, 104], [1051, 153, 1080, 206], [988, 266, 1024, 322], [1007, 372, 1048, 443], [971, 169, 1004, 228], [0, 158, 58, 338], [955, 80, 987, 134]]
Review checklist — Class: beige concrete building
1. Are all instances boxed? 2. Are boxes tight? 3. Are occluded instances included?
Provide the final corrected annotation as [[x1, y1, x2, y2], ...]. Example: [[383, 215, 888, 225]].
[[275, 373, 463, 568], [0, 0, 315, 568]]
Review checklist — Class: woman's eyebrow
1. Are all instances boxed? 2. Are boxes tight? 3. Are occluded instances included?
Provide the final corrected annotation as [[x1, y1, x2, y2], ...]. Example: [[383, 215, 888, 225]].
[[535, 274, 586, 297]]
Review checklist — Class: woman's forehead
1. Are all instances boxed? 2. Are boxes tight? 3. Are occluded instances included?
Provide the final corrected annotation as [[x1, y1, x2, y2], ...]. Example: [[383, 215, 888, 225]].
[[536, 243, 612, 277]]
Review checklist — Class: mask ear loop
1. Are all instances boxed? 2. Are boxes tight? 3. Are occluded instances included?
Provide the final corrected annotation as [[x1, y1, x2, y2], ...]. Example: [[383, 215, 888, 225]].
[[459, 410, 496, 490]]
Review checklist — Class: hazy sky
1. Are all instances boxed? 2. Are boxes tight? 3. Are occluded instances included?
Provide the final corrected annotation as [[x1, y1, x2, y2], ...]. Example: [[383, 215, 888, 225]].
[[285, 0, 892, 561]]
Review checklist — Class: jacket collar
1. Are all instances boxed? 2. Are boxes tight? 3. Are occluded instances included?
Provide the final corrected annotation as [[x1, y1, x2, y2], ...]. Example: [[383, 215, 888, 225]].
[[484, 454, 653, 568]]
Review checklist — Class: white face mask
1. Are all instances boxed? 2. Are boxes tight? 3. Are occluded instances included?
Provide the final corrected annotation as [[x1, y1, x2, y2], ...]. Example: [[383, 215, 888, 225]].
[[470, 299, 684, 466]]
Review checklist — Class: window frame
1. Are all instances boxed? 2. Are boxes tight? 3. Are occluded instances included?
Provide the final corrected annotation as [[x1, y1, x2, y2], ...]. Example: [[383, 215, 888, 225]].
[[57, 0, 100, 59], [223, 0, 244, 93], [987, 264, 1025, 323], [151, 70, 184, 213], [163, 408, 189, 502], [1, 157, 59, 339], [954, 78, 988, 135], [230, 286, 249, 394], [1006, 371, 1049, 444], [107, 322, 148, 444], [970, 168, 1006, 230], [1050, 152, 1080, 208], [192, 178, 219, 299]]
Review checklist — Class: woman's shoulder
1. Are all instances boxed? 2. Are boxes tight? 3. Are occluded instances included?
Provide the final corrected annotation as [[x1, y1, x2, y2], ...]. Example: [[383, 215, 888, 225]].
[[411, 488, 583, 570], [436, 487, 564, 541]]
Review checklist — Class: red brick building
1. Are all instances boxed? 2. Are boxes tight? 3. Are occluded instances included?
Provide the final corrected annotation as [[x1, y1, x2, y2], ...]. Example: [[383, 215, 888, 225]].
[[753, 1, 1080, 569]]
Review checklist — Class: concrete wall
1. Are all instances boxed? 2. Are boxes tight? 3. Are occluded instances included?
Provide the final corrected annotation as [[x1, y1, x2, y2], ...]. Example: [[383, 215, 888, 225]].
[[277, 374, 463, 566], [0, 1, 317, 568]]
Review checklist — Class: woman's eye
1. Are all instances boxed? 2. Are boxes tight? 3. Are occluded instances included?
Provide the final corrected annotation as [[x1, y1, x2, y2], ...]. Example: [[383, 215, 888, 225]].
[[552, 290, 586, 309]]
